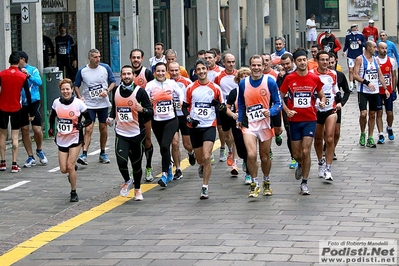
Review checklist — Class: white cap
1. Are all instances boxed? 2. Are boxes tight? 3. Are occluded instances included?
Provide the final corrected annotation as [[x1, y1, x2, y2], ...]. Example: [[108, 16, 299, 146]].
[[369, 19, 375, 23]]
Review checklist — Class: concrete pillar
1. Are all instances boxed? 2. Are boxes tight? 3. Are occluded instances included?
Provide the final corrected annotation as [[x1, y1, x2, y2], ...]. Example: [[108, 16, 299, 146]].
[[138, 0, 154, 69], [75, 0, 95, 67], [282, 0, 292, 51], [0, 0, 12, 70], [170, 0, 185, 67], [246, 0, 258, 58], [120, 0, 138, 67], [298, 0, 306, 48], [209, 0, 220, 49], [229, 0, 241, 67], [21, 2, 43, 72], [289, 0, 296, 50], [197, 0, 210, 50], [269, 0, 278, 53], [256, 0, 264, 54]]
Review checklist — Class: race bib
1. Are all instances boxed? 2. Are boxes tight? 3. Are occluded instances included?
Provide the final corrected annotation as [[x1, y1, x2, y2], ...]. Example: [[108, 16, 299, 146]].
[[350, 41, 359, 50], [117, 107, 133, 122], [57, 118, 73, 134], [324, 93, 333, 108], [194, 102, 212, 118], [364, 69, 378, 82], [378, 74, 390, 87], [58, 46, 67, 55], [247, 104, 264, 122], [368, 36, 375, 41], [88, 84, 103, 98], [156, 100, 173, 115], [173, 96, 181, 110], [293, 92, 311, 108]]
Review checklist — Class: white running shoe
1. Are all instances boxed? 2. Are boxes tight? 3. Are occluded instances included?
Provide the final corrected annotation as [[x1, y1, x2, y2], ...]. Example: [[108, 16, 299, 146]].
[[324, 169, 333, 181]]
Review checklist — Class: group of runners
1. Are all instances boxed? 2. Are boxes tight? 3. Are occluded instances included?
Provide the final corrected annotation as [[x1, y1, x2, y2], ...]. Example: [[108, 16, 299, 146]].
[[9, 30, 395, 202]]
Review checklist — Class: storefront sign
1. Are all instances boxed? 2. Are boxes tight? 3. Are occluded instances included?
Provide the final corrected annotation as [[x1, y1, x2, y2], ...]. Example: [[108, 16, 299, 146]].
[[42, 0, 67, 13], [325, 1, 338, 9]]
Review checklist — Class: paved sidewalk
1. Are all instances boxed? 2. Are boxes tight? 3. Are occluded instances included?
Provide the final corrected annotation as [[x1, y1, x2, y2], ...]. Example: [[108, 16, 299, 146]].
[[1, 56, 399, 265]]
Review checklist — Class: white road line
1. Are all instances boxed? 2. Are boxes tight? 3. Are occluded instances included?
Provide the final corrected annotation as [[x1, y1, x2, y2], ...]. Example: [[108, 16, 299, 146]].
[[47, 148, 109, 172], [48, 166, 60, 173], [88, 147, 109, 156], [1, 181, 31, 191]]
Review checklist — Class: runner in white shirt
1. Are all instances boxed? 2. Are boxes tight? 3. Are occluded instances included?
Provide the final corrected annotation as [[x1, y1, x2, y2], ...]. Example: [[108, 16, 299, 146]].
[[310, 51, 341, 181], [168, 61, 195, 180], [214, 53, 239, 175], [49, 78, 92, 202], [182, 58, 224, 199], [145, 62, 184, 188], [149, 42, 166, 74], [205, 49, 226, 162], [74, 49, 116, 165]]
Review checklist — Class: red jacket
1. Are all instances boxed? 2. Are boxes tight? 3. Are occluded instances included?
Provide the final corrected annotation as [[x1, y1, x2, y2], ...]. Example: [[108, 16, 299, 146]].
[[0, 66, 31, 112], [362, 26, 378, 42]]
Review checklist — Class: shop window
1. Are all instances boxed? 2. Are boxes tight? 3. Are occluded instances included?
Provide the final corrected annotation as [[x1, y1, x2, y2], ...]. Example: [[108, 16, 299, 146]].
[[306, 0, 339, 29]]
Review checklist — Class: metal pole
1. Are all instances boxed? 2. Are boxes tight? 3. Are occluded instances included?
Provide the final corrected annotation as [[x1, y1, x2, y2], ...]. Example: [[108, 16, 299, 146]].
[[43, 73, 49, 139]]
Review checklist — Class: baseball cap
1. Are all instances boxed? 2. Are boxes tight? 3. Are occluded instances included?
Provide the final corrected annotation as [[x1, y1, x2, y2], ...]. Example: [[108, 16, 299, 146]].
[[18, 51, 29, 62], [325, 29, 331, 34], [350, 24, 358, 29], [369, 19, 375, 23]]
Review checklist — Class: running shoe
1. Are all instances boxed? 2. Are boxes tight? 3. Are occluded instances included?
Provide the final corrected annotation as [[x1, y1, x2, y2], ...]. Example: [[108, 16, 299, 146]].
[[242, 161, 247, 172], [289, 158, 297, 169], [99, 153, 110, 164], [145, 167, 154, 182], [275, 134, 283, 146], [269, 149, 273, 160], [174, 169, 183, 180], [226, 151, 234, 166], [244, 174, 252, 185], [210, 152, 215, 163], [324, 169, 333, 181], [133, 189, 144, 201], [158, 174, 168, 187], [387, 126, 394, 140], [359, 132, 366, 146], [200, 187, 209, 199], [230, 164, 239, 176], [377, 135, 385, 144], [70, 191, 79, 202], [262, 180, 273, 196], [167, 165, 173, 182], [366, 137, 376, 148], [36, 150, 48, 165], [318, 159, 326, 178], [333, 153, 337, 160], [120, 178, 133, 196], [23, 156, 36, 168], [300, 182, 310, 195], [0, 161, 6, 171], [295, 165, 303, 180], [77, 154, 88, 165], [11, 164, 21, 173], [248, 182, 260, 198], [219, 148, 227, 162], [198, 165, 204, 178], [188, 152, 196, 166]]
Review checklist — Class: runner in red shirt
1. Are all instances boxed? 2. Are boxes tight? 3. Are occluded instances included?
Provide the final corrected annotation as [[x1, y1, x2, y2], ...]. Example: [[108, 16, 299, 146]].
[[0, 52, 33, 173], [280, 49, 326, 195]]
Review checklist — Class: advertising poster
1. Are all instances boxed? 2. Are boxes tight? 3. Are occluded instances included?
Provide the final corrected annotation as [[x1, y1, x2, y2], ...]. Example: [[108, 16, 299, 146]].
[[348, 0, 378, 20]]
